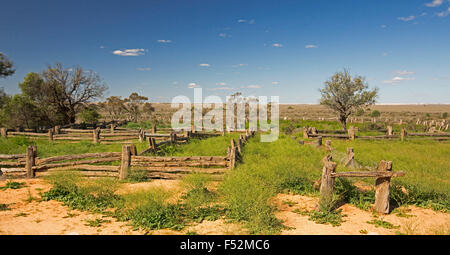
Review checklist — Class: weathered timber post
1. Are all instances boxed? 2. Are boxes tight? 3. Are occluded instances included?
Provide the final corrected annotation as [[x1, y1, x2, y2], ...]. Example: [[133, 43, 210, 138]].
[[152, 124, 157, 134], [303, 127, 309, 139], [348, 126, 356, 140], [387, 126, 393, 136], [138, 129, 144, 142], [325, 140, 332, 151], [93, 128, 100, 144], [191, 124, 195, 133], [237, 138, 242, 154], [344, 148, 355, 167], [230, 139, 236, 169], [119, 145, 131, 180], [129, 144, 137, 156], [48, 129, 54, 141], [25, 145, 36, 178], [319, 160, 337, 203], [110, 124, 115, 134], [1, 128, 7, 138], [54, 125, 60, 135], [311, 127, 317, 135], [400, 128, 407, 141], [374, 160, 393, 214], [316, 136, 323, 147]]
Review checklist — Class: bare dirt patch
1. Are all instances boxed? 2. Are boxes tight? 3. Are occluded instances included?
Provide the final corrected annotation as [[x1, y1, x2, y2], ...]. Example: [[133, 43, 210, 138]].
[[274, 193, 450, 235]]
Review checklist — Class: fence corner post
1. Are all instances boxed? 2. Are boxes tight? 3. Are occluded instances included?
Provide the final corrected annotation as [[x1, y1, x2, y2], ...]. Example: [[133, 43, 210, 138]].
[[374, 160, 393, 214], [119, 145, 131, 180]]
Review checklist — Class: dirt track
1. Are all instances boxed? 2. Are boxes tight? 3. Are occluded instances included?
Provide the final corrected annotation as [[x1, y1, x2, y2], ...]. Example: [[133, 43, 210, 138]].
[[0, 179, 448, 235]]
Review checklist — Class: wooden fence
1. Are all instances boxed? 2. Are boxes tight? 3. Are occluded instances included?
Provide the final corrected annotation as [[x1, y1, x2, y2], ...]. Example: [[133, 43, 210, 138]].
[[319, 155, 405, 214], [0, 131, 256, 180], [303, 126, 450, 141]]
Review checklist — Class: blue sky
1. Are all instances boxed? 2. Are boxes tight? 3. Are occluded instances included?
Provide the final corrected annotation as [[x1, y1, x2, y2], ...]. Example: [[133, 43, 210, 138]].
[[0, 0, 449, 104]]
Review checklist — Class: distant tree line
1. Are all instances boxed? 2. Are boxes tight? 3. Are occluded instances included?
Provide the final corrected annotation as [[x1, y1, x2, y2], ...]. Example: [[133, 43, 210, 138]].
[[0, 53, 155, 129]]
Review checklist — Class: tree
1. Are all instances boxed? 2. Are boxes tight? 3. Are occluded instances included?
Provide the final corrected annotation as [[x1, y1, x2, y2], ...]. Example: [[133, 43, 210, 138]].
[[0, 94, 43, 129], [19, 63, 107, 124], [370, 110, 381, 117], [100, 96, 127, 121], [80, 106, 101, 124], [124, 92, 148, 122], [0, 53, 15, 78], [320, 70, 378, 130], [142, 102, 155, 120]]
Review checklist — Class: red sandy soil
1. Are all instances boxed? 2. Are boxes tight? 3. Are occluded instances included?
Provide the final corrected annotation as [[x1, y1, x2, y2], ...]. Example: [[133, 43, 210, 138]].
[[0, 179, 448, 235]]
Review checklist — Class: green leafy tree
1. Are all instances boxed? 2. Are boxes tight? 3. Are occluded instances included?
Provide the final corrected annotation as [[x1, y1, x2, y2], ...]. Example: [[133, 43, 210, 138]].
[[0, 94, 43, 129], [79, 106, 101, 124], [320, 70, 378, 130], [370, 110, 381, 117], [0, 53, 15, 78], [124, 92, 148, 122]]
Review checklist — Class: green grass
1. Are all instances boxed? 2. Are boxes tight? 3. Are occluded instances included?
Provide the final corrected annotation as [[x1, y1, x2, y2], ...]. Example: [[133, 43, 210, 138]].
[[156, 133, 242, 156], [219, 134, 326, 234], [0, 181, 26, 190], [0, 203, 11, 211], [367, 219, 400, 229]]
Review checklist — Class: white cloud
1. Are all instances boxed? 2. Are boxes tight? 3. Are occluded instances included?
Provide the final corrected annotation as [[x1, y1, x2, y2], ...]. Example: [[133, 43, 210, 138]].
[[382, 76, 415, 84], [425, 0, 444, 7], [237, 19, 254, 24], [243, 85, 261, 89], [112, 48, 146, 56], [188, 82, 200, 88], [100, 46, 105, 49], [208, 87, 234, 91], [272, 81, 279, 85], [305, 44, 318, 49], [272, 43, 283, 48], [199, 63, 210, 67], [437, 7, 450, 17], [219, 33, 231, 38], [137, 67, 151, 71], [157, 40, 172, 43], [216, 82, 227, 86], [381, 24, 387, 29], [382, 52, 389, 57], [232, 63, 248, 68], [396, 70, 415, 75], [398, 16, 416, 21]]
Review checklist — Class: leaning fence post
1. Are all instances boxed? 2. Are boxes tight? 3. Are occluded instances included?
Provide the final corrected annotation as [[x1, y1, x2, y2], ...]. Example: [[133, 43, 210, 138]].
[[230, 139, 236, 169], [119, 145, 131, 180], [129, 144, 137, 156], [1, 128, 7, 138], [319, 160, 337, 203], [138, 129, 144, 142], [344, 148, 355, 167], [374, 160, 393, 214], [26, 145, 36, 178]]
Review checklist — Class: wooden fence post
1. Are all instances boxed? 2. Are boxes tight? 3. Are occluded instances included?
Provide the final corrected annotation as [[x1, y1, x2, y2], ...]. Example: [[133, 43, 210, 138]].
[[129, 144, 137, 156], [152, 124, 157, 134], [348, 126, 356, 140], [93, 128, 100, 144], [54, 125, 60, 135], [387, 126, 393, 136], [110, 124, 115, 134], [48, 129, 54, 141], [138, 128, 144, 142], [303, 127, 309, 139], [316, 136, 323, 147], [230, 139, 236, 169], [400, 128, 407, 141], [325, 140, 332, 151], [319, 160, 337, 203], [119, 145, 131, 180], [1, 128, 7, 138], [374, 160, 393, 214], [344, 148, 355, 167], [25, 145, 36, 178]]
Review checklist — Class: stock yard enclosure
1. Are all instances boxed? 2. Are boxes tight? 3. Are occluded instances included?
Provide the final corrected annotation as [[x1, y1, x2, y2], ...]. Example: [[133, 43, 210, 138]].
[[0, 130, 255, 180]]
